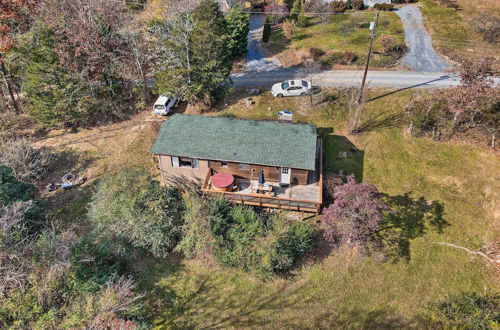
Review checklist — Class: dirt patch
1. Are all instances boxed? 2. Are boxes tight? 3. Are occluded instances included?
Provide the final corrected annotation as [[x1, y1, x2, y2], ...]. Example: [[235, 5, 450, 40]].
[[33, 111, 160, 187]]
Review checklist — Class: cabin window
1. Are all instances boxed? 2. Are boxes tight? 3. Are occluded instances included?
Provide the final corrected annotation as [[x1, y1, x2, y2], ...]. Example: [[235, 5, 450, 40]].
[[239, 163, 250, 169], [179, 157, 194, 168], [192, 158, 199, 168], [220, 161, 228, 168]]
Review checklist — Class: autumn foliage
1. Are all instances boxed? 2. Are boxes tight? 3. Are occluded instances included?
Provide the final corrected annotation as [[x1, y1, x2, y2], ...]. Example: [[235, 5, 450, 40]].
[[321, 175, 388, 248]]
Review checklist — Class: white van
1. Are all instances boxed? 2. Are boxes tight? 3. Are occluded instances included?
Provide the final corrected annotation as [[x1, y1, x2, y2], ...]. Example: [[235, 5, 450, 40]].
[[153, 95, 179, 116]]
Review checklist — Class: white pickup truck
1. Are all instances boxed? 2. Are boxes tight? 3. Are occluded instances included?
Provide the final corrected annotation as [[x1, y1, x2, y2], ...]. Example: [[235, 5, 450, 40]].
[[153, 95, 179, 116]]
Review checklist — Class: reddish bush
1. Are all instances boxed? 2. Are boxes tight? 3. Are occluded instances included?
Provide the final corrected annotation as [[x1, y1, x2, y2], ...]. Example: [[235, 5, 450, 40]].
[[321, 175, 388, 247]]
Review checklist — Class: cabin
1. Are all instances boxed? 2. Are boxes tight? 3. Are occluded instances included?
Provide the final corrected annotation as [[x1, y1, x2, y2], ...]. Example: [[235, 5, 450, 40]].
[[151, 114, 323, 213]]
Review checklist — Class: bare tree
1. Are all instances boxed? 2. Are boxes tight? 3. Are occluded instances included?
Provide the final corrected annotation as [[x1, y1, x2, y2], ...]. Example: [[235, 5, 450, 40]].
[[87, 276, 144, 329], [0, 136, 48, 182], [472, 12, 500, 44], [0, 201, 35, 298]]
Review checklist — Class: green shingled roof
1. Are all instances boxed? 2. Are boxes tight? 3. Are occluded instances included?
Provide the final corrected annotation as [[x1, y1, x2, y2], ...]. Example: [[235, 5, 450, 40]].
[[151, 114, 318, 170]]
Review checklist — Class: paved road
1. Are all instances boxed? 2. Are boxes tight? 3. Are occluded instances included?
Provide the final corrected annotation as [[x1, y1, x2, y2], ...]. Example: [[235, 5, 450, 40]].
[[246, 14, 282, 71], [232, 69, 463, 89], [396, 5, 451, 72]]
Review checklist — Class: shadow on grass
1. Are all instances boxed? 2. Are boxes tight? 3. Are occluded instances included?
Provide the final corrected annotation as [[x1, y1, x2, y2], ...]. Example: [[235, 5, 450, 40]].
[[356, 110, 406, 133], [366, 75, 456, 103], [149, 268, 419, 328], [378, 193, 449, 262], [320, 128, 364, 182]]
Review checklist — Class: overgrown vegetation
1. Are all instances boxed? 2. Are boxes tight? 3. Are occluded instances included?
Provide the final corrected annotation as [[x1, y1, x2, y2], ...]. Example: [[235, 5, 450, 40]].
[[89, 167, 185, 258], [406, 58, 499, 147], [426, 293, 500, 328], [0, 164, 145, 328], [266, 11, 405, 68], [420, 0, 500, 69]]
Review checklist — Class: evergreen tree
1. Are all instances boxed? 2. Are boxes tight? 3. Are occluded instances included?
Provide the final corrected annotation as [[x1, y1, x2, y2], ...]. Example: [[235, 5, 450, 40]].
[[262, 15, 272, 43], [20, 26, 80, 127], [154, 0, 232, 105], [225, 6, 250, 57], [290, 0, 302, 21]]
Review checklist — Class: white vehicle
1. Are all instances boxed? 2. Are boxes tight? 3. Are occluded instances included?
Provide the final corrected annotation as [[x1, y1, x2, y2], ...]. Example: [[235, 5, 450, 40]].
[[271, 80, 312, 98], [153, 95, 179, 115]]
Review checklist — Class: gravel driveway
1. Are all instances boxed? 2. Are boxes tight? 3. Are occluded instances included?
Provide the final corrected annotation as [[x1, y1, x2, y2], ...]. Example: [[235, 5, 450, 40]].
[[396, 5, 451, 72], [246, 14, 282, 72]]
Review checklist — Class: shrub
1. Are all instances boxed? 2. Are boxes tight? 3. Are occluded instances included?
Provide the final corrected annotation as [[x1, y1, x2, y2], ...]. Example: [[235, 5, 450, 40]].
[[207, 199, 315, 276], [352, 0, 364, 10], [89, 167, 184, 258], [282, 19, 295, 39], [321, 175, 388, 249], [264, 219, 314, 274], [0, 136, 48, 182], [378, 35, 397, 53], [319, 51, 358, 68], [330, 1, 348, 13], [295, 13, 308, 27], [309, 47, 326, 60], [426, 293, 500, 328], [342, 51, 358, 64], [374, 3, 394, 11]]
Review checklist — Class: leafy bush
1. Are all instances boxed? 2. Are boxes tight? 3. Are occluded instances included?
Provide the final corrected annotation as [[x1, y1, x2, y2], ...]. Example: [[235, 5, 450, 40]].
[[426, 293, 500, 328], [89, 167, 184, 258], [352, 0, 365, 10], [205, 197, 315, 276], [321, 175, 388, 250]]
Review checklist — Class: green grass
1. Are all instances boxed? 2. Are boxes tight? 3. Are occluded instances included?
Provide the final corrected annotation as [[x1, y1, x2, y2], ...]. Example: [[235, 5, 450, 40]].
[[419, 0, 469, 55], [267, 11, 405, 68], [39, 90, 499, 327], [147, 90, 499, 327]]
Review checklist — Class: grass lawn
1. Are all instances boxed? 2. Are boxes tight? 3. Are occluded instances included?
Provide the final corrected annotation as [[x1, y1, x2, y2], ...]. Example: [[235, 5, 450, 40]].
[[34, 90, 500, 327], [265, 11, 405, 69], [419, 0, 500, 68]]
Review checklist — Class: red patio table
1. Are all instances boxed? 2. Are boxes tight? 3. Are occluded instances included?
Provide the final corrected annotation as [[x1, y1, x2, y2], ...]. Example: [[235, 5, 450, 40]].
[[211, 173, 235, 192]]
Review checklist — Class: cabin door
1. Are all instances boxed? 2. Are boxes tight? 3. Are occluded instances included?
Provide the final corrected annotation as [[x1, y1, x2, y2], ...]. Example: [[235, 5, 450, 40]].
[[280, 167, 291, 185]]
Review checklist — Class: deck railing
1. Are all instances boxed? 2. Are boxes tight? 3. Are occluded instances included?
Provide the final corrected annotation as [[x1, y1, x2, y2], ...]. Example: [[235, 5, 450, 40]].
[[202, 188, 321, 213], [201, 144, 323, 213]]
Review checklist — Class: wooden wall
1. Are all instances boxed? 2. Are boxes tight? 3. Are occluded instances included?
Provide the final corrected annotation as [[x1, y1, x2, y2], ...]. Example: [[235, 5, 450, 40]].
[[208, 160, 309, 185], [157, 155, 208, 186], [156, 155, 312, 186]]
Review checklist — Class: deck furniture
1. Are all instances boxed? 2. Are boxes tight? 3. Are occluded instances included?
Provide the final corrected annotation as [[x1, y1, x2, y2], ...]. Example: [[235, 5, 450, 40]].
[[252, 183, 274, 196], [211, 173, 235, 192]]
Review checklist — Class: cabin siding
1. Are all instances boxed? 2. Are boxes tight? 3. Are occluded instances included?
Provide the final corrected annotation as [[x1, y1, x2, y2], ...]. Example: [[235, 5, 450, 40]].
[[157, 155, 310, 186], [158, 155, 208, 185]]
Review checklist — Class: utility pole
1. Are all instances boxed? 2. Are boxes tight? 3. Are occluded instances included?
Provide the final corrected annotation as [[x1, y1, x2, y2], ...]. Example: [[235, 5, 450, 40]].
[[358, 11, 380, 104]]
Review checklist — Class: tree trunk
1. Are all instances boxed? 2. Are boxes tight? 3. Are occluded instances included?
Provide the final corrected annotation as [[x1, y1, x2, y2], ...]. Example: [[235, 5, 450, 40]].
[[492, 132, 496, 148], [0, 57, 20, 114]]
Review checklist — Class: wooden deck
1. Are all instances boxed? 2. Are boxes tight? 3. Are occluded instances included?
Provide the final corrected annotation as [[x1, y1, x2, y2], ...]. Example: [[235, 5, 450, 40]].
[[201, 140, 323, 213]]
